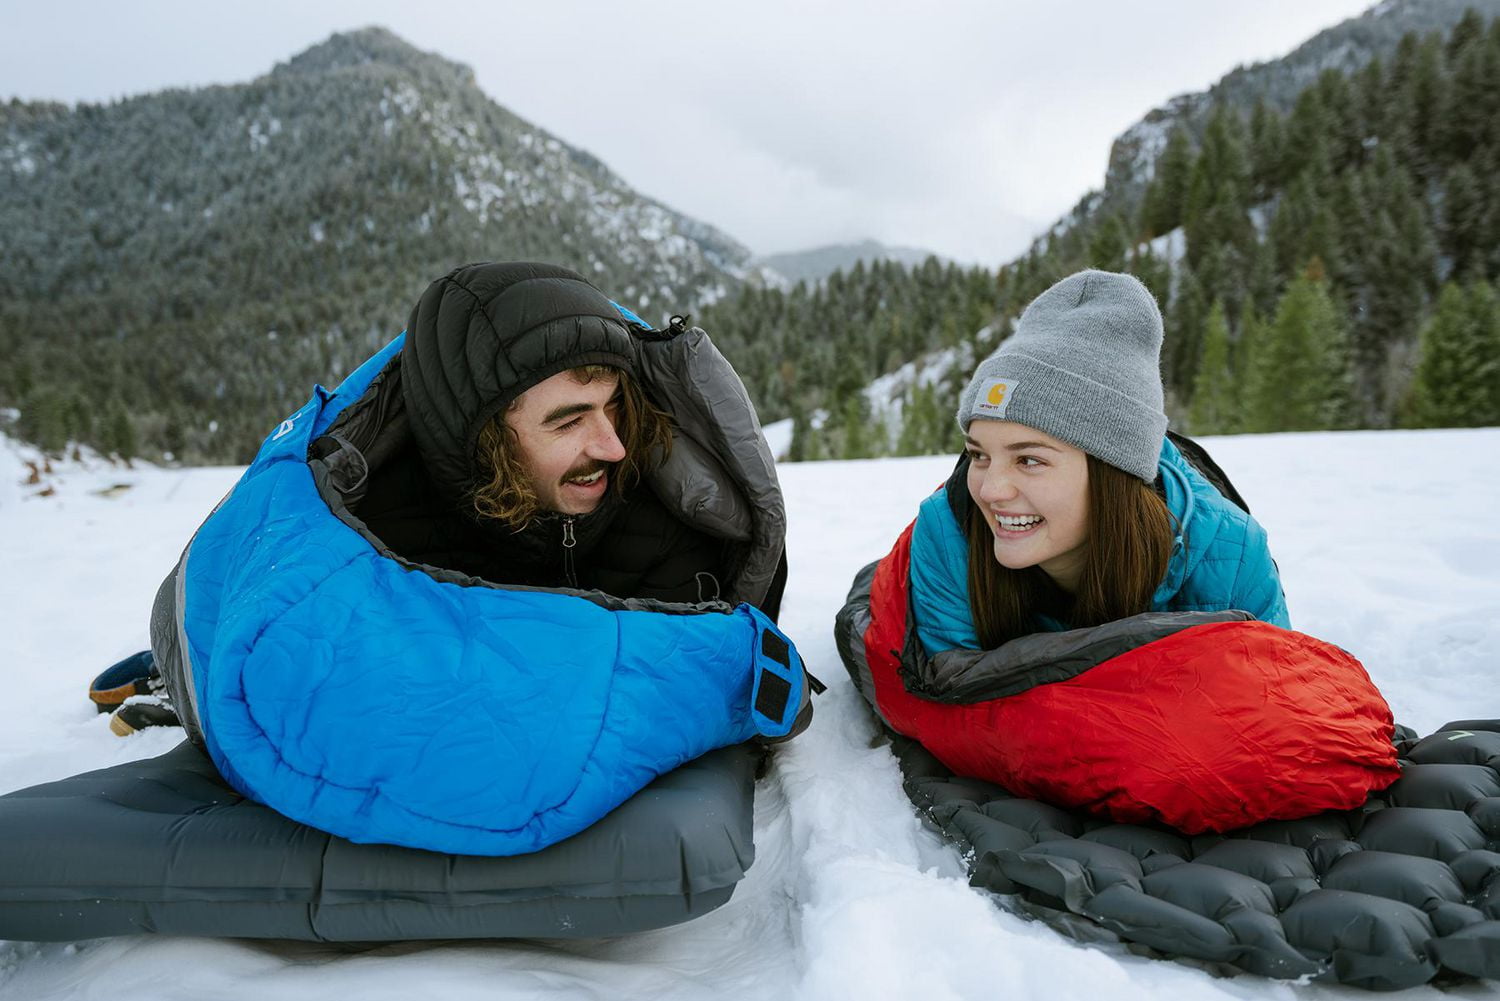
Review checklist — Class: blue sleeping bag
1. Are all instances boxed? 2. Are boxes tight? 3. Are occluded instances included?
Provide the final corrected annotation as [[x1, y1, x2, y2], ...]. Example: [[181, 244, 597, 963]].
[[158, 334, 806, 856]]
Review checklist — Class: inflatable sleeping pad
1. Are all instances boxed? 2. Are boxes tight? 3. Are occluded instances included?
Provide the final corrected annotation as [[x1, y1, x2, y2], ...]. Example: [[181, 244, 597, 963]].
[[835, 538, 1500, 987], [0, 739, 758, 942], [893, 722, 1500, 989]]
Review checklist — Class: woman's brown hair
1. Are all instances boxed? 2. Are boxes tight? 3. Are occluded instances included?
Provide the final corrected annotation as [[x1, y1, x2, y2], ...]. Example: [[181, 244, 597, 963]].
[[470, 365, 673, 529], [964, 454, 1175, 649]]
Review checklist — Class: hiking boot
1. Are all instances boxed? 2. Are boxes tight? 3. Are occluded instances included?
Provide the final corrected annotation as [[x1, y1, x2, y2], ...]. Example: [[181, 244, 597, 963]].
[[88, 650, 157, 713], [108, 698, 181, 736], [91, 650, 181, 736]]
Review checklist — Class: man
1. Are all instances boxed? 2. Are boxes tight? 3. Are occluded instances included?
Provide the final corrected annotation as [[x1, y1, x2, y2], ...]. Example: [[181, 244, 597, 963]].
[[95, 261, 792, 735]]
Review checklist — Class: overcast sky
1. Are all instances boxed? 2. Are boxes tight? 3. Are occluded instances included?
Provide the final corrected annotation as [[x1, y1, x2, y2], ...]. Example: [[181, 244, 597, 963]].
[[2, 0, 1377, 266]]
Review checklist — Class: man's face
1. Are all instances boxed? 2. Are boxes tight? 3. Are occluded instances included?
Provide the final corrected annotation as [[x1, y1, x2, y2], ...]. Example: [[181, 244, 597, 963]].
[[504, 369, 627, 516]]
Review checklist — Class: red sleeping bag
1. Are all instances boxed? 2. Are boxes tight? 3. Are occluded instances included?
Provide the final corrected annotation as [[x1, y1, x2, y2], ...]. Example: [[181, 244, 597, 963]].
[[857, 523, 1400, 834]]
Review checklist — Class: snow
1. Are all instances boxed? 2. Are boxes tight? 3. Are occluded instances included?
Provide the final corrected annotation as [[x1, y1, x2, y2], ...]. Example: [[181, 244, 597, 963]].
[[1145, 225, 1187, 269], [3, 427, 1500, 999], [761, 418, 792, 461]]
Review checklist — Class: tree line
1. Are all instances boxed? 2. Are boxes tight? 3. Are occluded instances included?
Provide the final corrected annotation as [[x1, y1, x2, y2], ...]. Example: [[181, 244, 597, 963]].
[[4, 17, 1498, 465], [0, 28, 747, 463], [705, 10, 1500, 460]]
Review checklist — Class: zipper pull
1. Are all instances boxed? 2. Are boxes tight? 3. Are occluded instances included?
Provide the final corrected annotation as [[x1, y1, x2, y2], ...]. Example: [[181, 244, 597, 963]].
[[561, 516, 578, 588]]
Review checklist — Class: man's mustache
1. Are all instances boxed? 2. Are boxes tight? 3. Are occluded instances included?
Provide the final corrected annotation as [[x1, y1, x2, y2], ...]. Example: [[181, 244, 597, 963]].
[[562, 460, 614, 482]]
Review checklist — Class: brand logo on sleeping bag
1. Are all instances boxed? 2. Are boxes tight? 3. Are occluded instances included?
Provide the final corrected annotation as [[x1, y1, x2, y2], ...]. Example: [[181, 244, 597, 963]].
[[271, 418, 296, 441], [976, 377, 1017, 418]]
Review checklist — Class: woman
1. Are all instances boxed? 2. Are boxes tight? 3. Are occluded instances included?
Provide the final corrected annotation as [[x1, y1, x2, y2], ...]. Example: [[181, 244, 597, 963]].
[[910, 268, 1287, 656], [837, 269, 1397, 834]]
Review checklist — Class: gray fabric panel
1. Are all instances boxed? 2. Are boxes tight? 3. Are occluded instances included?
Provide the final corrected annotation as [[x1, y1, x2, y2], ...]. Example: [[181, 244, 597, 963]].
[[650, 431, 751, 541], [638, 327, 785, 608], [149, 481, 242, 747], [148, 556, 203, 745], [911, 610, 1253, 703], [833, 560, 880, 711], [0, 741, 757, 942]]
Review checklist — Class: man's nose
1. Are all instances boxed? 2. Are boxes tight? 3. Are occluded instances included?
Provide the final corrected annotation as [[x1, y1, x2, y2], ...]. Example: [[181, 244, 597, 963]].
[[589, 417, 627, 462]]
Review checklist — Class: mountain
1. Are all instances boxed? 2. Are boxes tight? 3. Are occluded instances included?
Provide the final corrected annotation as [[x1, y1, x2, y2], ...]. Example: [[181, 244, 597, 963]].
[[0, 27, 756, 462], [702, 1, 1500, 460], [756, 240, 945, 285], [1103, 0, 1500, 213]]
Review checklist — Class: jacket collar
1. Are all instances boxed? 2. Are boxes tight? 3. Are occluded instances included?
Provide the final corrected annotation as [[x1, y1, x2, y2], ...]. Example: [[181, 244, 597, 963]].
[[1153, 436, 1200, 604], [474, 491, 623, 582]]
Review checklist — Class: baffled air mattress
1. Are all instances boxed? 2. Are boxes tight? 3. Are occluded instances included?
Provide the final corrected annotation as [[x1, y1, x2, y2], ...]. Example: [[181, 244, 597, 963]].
[[834, 545, 1500, 987], [893, 722, 1500, 989], [0, 739, 757, 942]]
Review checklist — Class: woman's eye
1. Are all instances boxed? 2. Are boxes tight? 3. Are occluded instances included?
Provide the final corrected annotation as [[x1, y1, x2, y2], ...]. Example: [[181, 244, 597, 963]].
[[1017, 455, 1044, 468], [966, 449, 987, 463]]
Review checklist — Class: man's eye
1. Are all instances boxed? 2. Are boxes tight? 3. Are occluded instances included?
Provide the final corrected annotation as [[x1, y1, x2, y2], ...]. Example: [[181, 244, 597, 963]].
[[557, 417, 584, 432]]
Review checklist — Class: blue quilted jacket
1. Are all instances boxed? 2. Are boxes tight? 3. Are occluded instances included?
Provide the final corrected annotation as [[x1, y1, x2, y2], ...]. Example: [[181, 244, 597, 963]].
[[154, 333, 805, 856], [910, 436, 1290, 654]]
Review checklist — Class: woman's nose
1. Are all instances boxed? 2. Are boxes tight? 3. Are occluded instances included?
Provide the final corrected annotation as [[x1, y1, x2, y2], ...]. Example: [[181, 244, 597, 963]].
[[979, 468, 1018, 504]]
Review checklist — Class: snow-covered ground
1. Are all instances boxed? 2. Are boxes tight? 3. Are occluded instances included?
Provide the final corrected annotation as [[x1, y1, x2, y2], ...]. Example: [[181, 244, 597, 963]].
[[3, 427, 1499, 1001]]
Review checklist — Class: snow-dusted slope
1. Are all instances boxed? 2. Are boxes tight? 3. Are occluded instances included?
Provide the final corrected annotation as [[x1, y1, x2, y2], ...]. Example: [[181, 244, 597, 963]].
[[2, 428, 1499, 1000]]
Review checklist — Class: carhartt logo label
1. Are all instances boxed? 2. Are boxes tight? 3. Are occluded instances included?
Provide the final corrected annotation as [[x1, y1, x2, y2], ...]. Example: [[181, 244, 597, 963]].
[[976, 377, 1017, 418]]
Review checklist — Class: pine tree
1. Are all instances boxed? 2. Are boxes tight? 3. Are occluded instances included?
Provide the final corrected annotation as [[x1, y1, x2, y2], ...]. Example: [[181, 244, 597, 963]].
[[1187, 301, 1236, 435], [20, 389, 69, 455], [1439, 12, 1495, 165], [788, 402, 811, 462], [1348, 147, 1436, 421], [1248, 100, 1288, 198], [1405, 280, 1500, 427], [1141, 128, 1193, 238], [1232, 300, 1266, 431], [1242, 270, 1354, 433], [1087, 214, 1128, 272], [1270, 171, 1339, 279], [101, 400, 138, 459], [838, 394, 872, 460], [1443, 163, 1486, 279], [1128, 248, 1171, 311], [1165, 264, 1207, 396]]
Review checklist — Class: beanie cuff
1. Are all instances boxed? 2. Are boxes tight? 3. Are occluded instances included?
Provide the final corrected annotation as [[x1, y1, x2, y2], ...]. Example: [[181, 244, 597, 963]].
[[960, 353, 1166, 481]]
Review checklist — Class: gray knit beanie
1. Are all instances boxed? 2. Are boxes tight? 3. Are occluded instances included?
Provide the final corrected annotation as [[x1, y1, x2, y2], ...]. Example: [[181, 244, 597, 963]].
[[955, 269, 1167, 482]]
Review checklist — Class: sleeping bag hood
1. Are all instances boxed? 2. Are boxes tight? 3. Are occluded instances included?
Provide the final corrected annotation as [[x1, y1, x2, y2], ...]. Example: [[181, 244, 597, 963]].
[[401, 261, 641, 505]]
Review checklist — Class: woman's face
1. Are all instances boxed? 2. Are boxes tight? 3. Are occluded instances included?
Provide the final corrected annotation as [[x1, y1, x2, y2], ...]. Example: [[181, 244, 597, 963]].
[[965, 420, 1090, 592]]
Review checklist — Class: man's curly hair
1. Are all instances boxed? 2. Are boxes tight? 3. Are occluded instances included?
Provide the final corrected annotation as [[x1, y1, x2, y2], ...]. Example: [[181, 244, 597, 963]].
[[471, 365, 673, 529]]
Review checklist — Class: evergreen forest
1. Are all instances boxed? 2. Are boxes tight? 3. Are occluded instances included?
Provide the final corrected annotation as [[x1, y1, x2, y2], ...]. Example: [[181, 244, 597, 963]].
[[701, 9, 1500, 460], [2, 13, 1499, 466], [0, 29, 749, 463]]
